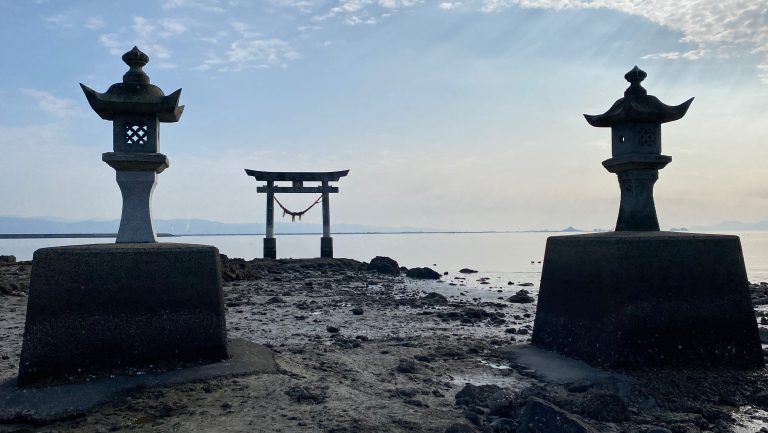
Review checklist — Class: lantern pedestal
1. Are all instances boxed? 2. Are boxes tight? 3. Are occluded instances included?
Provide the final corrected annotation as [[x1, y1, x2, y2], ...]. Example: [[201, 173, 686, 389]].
[[531, 231, 764, 369], [103, 152, 168, 243], [18, 243, 228, 386]]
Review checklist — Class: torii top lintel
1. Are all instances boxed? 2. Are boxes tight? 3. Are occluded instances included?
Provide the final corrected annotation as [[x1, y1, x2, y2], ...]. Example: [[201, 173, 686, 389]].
[[244, 170, 349, 182]]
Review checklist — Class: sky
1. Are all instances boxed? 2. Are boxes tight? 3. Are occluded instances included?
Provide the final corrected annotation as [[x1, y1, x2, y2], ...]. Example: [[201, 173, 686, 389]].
[[0, 0, 767, 231]]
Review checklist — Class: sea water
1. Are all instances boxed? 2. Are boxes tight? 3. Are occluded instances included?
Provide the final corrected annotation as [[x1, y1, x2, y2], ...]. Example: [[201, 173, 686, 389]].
[[2, 231, 768, 283]]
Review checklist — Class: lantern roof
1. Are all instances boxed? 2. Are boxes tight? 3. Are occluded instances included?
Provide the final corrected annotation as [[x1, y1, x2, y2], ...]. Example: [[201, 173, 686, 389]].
[[80, 46, 184, 122], [584, 66, 693, 127]]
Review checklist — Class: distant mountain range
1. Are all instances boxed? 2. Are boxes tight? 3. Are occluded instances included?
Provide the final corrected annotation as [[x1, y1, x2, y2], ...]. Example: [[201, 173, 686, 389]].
[[691, 220, 768, 231], [8, 215, 762, 236], [0, 216, 593, 237], [0, 216, 439, 236]]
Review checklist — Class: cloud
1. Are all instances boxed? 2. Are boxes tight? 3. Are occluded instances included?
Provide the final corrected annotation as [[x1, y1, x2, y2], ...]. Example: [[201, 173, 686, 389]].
[[161, 0, 226, 13], [98, 16, 179, 65], [439, 2, 462, 10], [642, 48, 711, 61], [226, 38, 299, 70], [20, 89, 81, 118], [84, 17, 106, 30], [379, 0, 422, 8], [195, 21, 299, 71], [479, 0, 768, 82], [306, 0, 424, 25], [44, 13, 74, 28], [270, 0, 324, 12]]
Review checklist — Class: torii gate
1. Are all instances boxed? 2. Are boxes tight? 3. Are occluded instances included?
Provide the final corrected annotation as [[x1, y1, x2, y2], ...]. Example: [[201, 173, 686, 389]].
[[245, 169, 349, 259]]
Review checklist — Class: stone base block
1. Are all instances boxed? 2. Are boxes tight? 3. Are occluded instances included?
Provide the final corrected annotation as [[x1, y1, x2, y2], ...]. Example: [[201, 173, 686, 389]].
[[263, 237, 276, 259], [18, 243, 228, 386], [321, 237, 333, 258], [532, 232, 763, 369]]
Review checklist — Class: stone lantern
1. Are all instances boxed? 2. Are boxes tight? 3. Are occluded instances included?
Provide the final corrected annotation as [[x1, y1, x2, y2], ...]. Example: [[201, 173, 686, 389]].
[[80, 46, 183, 242], [584, 66, 693, 231], [17, 47, 228, 386], [530, 67, 763, 369]]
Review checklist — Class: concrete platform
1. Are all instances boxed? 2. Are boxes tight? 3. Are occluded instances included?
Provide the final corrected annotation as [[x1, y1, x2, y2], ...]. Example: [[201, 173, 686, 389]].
[[532, 232, 764, 369], [18, 243, 228, 386], [1, 339, 275, 424]]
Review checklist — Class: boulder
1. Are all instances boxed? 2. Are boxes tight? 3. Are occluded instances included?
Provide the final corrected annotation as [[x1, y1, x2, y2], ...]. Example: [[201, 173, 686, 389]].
[[406, 267, 441, 279], [460, 268, 478, 274], [368, 256, 400, 275], [0, 255, 16, 264], [455, 383, 503, 408], [444, 423, 477, 433], [579, 390, 629, 422], [518, 397, 599, 433], [507, 290, 535, 303], [421, 292, 448, 304]]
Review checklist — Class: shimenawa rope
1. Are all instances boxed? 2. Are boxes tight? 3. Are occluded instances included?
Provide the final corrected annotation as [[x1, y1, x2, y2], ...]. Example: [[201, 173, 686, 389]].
[[273, 195, 322, 222]]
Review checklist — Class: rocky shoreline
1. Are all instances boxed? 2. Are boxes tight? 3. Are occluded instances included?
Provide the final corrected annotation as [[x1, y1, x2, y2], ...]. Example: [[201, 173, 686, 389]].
[[1, 256, 768, 432]]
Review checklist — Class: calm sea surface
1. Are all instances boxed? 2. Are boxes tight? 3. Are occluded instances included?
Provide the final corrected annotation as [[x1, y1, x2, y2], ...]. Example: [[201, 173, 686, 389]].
[[2, 231, 768, 283]]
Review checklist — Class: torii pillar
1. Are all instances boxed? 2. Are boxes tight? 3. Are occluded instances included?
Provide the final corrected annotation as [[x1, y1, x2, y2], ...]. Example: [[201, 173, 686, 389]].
[[245, 170, 349, 259]]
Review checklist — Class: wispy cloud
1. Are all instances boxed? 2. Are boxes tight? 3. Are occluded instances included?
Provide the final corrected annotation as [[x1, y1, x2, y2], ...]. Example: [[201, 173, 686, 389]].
[[161, 0, 226, 13], [270, 0, 324, 13], [195, 21, 299, 71], [196, 39, 299, 71], [97, 16, 181, 67], [309, 0, 422, 25], [439, 2, 462, 10], [84, 16, 106, 30], [480, 0, 768, 82], [642, 48, 711, 61], [43, 13, 74, 28], [20, 89, 81, 118]]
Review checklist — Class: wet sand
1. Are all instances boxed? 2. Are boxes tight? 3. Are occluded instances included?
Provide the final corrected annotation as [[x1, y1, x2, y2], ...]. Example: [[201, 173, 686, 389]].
[[1, 257, 767, 433]]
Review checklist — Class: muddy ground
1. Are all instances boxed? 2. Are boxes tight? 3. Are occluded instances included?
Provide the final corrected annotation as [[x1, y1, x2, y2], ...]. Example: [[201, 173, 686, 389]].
[[1, 257, 768, 433]]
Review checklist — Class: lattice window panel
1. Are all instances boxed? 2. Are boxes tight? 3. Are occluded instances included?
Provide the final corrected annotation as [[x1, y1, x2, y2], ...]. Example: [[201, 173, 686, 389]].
[[125, 123, 148, 145], [638, 128, 655, 147]]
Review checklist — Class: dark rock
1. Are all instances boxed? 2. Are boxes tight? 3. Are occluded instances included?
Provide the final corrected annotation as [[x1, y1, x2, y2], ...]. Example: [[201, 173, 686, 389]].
[[414, 355, 433, 363], [326, 326, 340, 333], [438, 308, 506, 325], [753, 389, 768, 409], [396, 358, 418, 374], [285, 385, 327, 404], [565, 380, 593, 393], [407, 267, 441, 279], [397, 387, 417, 398], [489, 418, 517, 433], [265, 296, 286, 304], [759, 327, 768, 344], [0, 255, 16, 264], [460, 268, 478, 274], [579, 390, 629, 422], [444, 423, 477, 433], [518, 397, 599, 433], [351, 307, 364, 315], [487, 388, 520, 418], [421, 292, 448, 304], [368, 256, 400, 275], [455, 383, 503, 408], [646, 428, 672, 433], [403, 398, 428, 407], [518, 282, 534, 287], [507, 290, 535, 303]]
